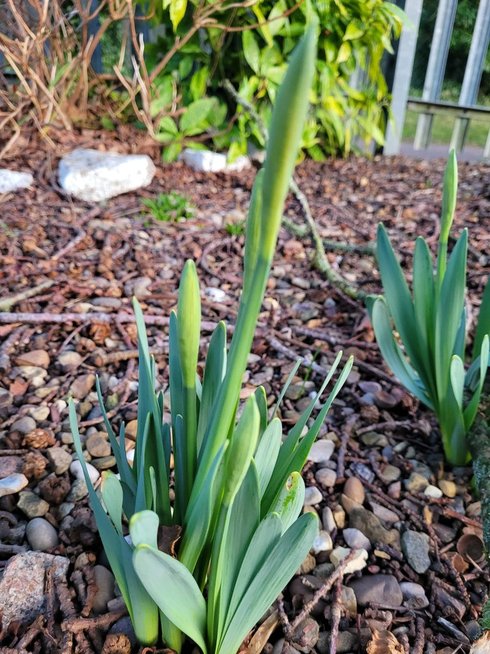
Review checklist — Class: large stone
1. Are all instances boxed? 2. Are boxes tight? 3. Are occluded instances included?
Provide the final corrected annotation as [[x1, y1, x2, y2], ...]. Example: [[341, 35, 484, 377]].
[[0, 473, 28, 497], [59, 148, 156, 202], [401, 530, 431, 573], [0, 169, 33, 193], [349, 507, 400, 548], [0, 552, 69, 629]]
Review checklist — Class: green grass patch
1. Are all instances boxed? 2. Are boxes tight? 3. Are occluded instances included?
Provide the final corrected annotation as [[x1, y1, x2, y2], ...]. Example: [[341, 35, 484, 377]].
[[403, 110, 489, 148]]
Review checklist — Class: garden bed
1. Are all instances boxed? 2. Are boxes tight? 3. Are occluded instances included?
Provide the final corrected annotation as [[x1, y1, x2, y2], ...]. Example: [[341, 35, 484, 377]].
[[0, 128, 489, 654]]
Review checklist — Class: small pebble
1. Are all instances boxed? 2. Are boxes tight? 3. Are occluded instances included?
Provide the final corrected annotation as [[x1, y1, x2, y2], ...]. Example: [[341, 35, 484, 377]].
[[400, 581, 429, 608], [58, 351, 83, 371], [16, 350, 50, 368], [311, 531, 333, 554], [0, 457, 23, 480], [70, 373, 96, 400], [26, 517, 59, 551], [332, 505, 345, 529], [304, 486, 323, 506], [27, 406, 50, 422], [125, 420, 138, 440], [404, 472, 429, 493], [93, 565, 115, 614], [401, 530, 431, 573], [378, 464, 401, 484], [308, 440, 335, 464], [0, 473, 29, 497], [322, 506, 336, 533], [86, 432, 111, 458], [438, 479, 457, 498], [343, 477, 365, 504], [70, 460, 100, 485], [47, 448, 72, 475], [92, 456, 117, 471], [67, 479, 89, 502], [315, 468, 336, 488], [343, 527, 371, 551], [17, 490, 50, 518], [330, 547, 368, 574], [11, 416, 36, 435], [349, 574, 403, 607], [424, 484, 443, 499]]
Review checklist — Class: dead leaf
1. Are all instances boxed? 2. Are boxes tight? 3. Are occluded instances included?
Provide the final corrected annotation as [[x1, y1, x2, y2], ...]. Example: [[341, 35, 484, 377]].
[[366, 629, 404, 654], [242, 611, 279, 654], [470, 631, 490, 654]]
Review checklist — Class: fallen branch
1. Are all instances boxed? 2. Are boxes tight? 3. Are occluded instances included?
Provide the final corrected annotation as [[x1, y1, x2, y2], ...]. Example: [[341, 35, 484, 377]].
[[0, 280, 55, 312]]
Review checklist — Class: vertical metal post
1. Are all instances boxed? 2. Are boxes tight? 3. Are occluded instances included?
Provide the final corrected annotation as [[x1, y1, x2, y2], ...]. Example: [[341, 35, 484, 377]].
[[384, 0, 424, 155], [451, 0, 490, 151], [87, 0, 103, 73], [414, 0, 458, 149]]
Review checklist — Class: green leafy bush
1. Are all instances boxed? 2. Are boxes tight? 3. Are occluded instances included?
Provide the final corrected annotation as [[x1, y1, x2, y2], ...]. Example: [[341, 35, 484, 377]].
[[369, 151, 490, 466], [142, 191, 195, 222], [144, 0, 403, 159], [69, 25, 353, 650]]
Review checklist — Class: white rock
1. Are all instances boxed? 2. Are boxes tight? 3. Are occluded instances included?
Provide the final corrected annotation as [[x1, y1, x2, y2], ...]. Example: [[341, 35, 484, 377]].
[[204, 287, 228, 302], [308, 439, 335, 464], [304, 486, 323, 506], [0, 473, 29, 497], [59, 148, 156, 202], [180, 148, 250, 173], [343, 527, 372, 551], [0, 169, 33, 193], [330, 546, 368, 574], [70, 460, 100, 485], [312, 530, 333, 554], [424, 484, 443, 499]]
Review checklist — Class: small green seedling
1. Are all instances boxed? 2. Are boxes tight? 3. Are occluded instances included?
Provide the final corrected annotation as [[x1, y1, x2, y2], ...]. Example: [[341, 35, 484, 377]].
[[70, 22, 353, 653], [143, 191, 195, 222], [369, 151, 489, 466]]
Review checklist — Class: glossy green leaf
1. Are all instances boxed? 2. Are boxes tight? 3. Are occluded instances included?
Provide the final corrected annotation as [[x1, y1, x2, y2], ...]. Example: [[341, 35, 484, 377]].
[[169, 0, 187, 31], [133, 544, 207, 653], [243, 31, 261, 74]]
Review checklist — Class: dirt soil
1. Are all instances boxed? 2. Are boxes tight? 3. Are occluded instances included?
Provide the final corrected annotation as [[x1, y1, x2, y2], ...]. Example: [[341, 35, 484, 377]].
[[0, 128, 489, 654]]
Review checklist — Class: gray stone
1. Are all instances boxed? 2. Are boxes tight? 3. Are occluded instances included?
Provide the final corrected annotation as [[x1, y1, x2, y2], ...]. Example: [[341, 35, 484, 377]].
[[70, 373, 96, 400], [28, 406, 50, 422], [180, 148, 250, 173], [91, 455, 116, 470], [59, 148, 156, 202], [17, 490, 50, 518], [349, 574, 403, 607], [349, 507, 400, 548], [70, 459, 100, 484], [401, 530, 431, 573], [308, 440, 335, 464], [11, 416, 36, 434], [58, 351, 83, 371], [0, 169, 33, 193], [343, 527, 371, 551], [93, 565, 115, 614], [0, 473, 29, 497], [26, 517, 59, 551], [0, 552, 68, 628], [304, 486, 323, 506], [378, 464, 401, 484], [400, 581, 429, 608], [315, 468, 337, 488], [109, 616, 137, 648], [67, 478, 89, 502], [47, 447, 72, 475]]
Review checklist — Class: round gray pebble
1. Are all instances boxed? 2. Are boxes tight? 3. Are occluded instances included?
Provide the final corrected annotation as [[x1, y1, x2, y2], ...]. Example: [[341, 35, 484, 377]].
[[26, 517, 59, 551]]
